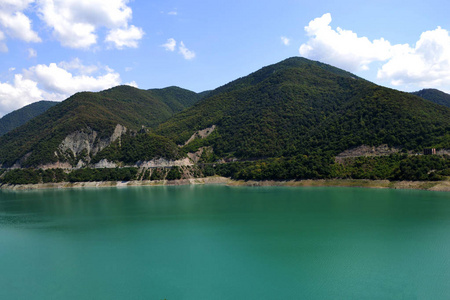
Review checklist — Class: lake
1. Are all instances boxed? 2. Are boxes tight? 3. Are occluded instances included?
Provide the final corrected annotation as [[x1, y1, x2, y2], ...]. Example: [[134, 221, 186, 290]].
[[1, 185, 450, 299]]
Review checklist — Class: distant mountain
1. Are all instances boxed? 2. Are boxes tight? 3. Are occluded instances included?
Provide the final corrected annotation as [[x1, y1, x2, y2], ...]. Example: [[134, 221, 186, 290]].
[[411, 89, 450, 108], [0, 101, 58, 136], [0, 85, 202, 167]]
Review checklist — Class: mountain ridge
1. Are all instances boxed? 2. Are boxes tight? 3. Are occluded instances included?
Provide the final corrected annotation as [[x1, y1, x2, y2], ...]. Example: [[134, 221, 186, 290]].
[[0, 100, 58, 136], [411, 88, 450, 108], [0, 85, 202, 167], [0, 57, 449, 173], [154, 57, 450, 159]]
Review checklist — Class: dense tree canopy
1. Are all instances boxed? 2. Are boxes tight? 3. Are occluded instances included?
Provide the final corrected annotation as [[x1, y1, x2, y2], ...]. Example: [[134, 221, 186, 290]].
[[1, 57, 450, 184]]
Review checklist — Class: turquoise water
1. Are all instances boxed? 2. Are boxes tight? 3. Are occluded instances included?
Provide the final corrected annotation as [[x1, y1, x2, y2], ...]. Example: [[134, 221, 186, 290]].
[[1, 185, 450, 299]]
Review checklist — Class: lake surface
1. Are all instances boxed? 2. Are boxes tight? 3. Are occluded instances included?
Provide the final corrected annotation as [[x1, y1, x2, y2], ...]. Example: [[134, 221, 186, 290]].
[[1, 185, 450, 299]]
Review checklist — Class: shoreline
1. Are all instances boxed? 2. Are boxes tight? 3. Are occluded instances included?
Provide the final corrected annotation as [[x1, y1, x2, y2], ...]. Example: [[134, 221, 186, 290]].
[[1, 177, 450, 192]]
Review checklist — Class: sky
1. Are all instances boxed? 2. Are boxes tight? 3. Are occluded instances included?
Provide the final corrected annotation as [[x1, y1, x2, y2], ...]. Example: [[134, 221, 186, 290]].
[[0, 0, 449, 116]]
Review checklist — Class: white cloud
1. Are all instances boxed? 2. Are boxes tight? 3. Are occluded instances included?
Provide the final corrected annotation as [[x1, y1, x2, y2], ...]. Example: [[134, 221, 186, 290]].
[[163, 39, 196, 60], [124, 81, 138, 88], [58, 58, 98, 74], [0, 0, 41, 47], [300, 13, 450, 91], [27, 47, 36, 58], [179, 41, 195, 60], [38, 0, 143, 49], [0, 1, 34, 11], [281, 36, 290, 46], [0, 11, 41, 42], [25, 62, 120, 96], [39, 4, 97, 49], [162, 38, 176, 51], [0, 74, 44, 116], [168, 11, 177, 16], [105, 25, 144, 49], [299, 13, 394, 71], [0, 59, 126, 117], [377, 27, 450, 89], [0, 0, 144, 50]]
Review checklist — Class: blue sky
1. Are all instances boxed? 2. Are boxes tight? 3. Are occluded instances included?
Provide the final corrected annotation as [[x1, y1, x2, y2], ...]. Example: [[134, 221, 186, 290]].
[[0, 0, 449, 116]]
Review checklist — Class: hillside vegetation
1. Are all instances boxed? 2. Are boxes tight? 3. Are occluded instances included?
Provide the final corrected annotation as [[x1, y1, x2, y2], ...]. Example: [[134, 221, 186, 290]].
[[0, 100, 58, 136], [0, 85, 201, 167], [411, 89, 450, 108], [1, 57, 450, 183], [411, 89, 450, 107], [156, 57, 450, 159]]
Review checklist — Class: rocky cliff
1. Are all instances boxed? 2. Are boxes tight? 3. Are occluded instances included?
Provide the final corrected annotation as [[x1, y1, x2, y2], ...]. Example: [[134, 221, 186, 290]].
[[47, 124, 128, 168]]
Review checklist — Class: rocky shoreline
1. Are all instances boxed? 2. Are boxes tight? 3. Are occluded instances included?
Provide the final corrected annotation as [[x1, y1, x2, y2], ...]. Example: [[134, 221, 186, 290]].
[[1, 177, 450, 192], [0, 176, 231, 190]]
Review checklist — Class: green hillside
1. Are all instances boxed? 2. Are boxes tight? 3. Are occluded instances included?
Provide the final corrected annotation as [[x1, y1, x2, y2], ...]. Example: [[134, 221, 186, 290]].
[[1, 57, 450, 179], [411, 89, 450, 108], [148, 86, 204, 112], [155, 57, 450, 159], [0, 85, 201, 167], [0, 101, 58, 136]]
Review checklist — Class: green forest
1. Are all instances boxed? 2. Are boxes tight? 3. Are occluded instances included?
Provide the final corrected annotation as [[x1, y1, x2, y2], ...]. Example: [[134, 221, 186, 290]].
[[1, 57, 450, 185], [1, 154, 449, 185], [0, 86, 202, 167]]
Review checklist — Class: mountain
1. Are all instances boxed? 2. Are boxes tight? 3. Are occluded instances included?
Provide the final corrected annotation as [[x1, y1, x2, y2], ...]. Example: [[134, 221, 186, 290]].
[[0, 101, 58, 136], [148, 86, 206, 112], [411, 89, 450, 108], [0, 85, 202, 168], [1, 57, 450, 171], [155, 57, 450, 159]]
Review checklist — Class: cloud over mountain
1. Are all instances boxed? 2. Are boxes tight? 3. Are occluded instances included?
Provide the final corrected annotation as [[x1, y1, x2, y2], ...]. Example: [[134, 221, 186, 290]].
[[377, 27, 450, 90], [299, 13, 397, 71], [0, 59, 125, 116], [300, 13, 450, 91]]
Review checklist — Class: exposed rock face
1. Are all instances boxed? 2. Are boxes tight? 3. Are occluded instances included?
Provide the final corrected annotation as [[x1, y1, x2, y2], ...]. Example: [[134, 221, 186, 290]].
[[76, 160, 85, 169], [93, 159, 118, 168], [38, 162, 72, 169], [91, 157, 193, 169], [59, 130, 98, 157], [110, 124, 127, 144], [57, 124, 127, 164], [335, 144, 401, 163], [183, 125, 216, 146], [136, 157, 193, 168], [187, 147, 208, 164]]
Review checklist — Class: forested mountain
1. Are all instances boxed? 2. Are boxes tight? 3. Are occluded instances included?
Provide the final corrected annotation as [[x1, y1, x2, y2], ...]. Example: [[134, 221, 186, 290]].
[[155, 57, 450, 159], [411, 89, 450, 108], [0, 85, 201, 167], [0, 101, 58, 136], [1, 57, 450, 176]]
